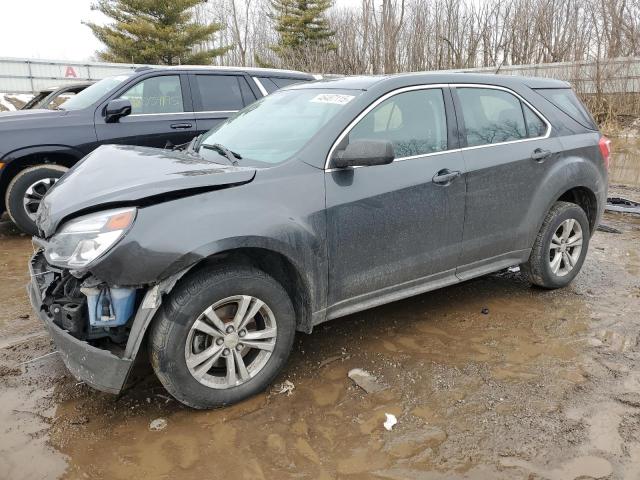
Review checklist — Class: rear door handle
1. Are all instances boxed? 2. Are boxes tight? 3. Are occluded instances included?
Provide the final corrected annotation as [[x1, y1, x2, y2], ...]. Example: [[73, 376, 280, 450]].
[[170, 123, 193, 129], [531, 148, 552, 162], [432, 169, 461, 185]]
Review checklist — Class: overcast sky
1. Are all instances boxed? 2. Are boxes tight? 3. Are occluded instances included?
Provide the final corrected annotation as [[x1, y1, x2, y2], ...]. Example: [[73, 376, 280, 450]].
[[0, 1, 107, 60], [0, 0, 358, 61]]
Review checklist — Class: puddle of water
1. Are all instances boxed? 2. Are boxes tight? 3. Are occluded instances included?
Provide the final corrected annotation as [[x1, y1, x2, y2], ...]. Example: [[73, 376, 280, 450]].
[[0, 363, 67, 480], [610, 137, 640, 186], [0, 220, 34, 332], [500, 455, 613, 480]]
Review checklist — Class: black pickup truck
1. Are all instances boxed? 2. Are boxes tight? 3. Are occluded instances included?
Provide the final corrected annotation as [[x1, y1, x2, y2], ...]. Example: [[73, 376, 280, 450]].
[[0, 66, 316, 234]]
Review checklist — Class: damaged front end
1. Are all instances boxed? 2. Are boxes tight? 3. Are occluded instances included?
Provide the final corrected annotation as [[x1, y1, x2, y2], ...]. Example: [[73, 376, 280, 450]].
[[28, 250, 138, 393], [25, 144, 258, 393], [28, 250, 185, 394]]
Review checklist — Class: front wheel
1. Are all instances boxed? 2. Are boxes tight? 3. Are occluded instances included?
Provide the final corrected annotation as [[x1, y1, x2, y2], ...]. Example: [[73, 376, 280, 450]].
[[148, 265, 296, 409], [522, 201, 590, 289]]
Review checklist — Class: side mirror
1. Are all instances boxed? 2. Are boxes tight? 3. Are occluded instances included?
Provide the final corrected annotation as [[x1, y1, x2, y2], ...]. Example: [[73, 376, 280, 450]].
[[105, 99, 132, 123], [332, 139, 395, 168]]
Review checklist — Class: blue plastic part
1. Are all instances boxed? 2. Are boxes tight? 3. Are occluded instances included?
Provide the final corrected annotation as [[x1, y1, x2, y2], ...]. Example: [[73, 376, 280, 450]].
[[86, 287, 136, 327]]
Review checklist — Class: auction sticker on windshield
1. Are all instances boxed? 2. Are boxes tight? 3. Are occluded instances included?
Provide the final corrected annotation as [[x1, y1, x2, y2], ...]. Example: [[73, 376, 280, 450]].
[[310, 94, 355, 105]]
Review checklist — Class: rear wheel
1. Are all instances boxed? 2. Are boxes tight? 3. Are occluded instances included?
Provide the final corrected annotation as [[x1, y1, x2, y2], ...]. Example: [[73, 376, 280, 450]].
[[148, 265, 296, 409], [5, 164, 68, 235], [522, 201, 590, 289]]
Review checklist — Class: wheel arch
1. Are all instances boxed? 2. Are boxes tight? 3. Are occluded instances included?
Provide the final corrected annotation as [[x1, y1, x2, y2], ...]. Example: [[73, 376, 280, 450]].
[[183, 247, 314, 333], [556, 186, 598, 233], [0, 146, 82, 212]]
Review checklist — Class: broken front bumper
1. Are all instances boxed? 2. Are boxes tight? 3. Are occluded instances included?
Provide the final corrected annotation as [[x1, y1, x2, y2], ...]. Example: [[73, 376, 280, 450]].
[[27, 254, 134, 394]]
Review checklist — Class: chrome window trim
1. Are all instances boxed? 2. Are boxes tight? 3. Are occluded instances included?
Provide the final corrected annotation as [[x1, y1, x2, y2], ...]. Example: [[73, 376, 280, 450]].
[[252, 77, 269, 97], [324, 83, 552, 171], [126, 110, 238, 118]]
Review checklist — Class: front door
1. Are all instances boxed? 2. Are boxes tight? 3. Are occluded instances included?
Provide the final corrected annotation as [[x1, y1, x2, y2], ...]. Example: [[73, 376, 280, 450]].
[[325, 87, 466, 313], [95, 74, 196, 148], [451, 85, 563, 279]]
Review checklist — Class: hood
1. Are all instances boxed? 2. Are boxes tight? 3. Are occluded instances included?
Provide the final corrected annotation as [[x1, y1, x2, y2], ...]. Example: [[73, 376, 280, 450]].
[[0, 108, 67, 121], [37, 144, 256, 237]]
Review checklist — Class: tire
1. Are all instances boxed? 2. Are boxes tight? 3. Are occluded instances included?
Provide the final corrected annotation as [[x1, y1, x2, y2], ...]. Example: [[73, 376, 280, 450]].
[[148, 265, 297, 409], [522, 201, 590, 289], [5, 164, 68, 235]]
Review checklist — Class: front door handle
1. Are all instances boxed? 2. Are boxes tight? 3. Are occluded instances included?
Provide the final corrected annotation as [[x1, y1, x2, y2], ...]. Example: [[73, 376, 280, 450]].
[[432, 169, 461, 185], [170, 123, 193, 129], [531, 148, 552, 162]]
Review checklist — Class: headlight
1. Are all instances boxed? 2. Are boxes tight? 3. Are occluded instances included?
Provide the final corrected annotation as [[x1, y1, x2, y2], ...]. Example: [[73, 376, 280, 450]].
[[45, 207, 136, 268]]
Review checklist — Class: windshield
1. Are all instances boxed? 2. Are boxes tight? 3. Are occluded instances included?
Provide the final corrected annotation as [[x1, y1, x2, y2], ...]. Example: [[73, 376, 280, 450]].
[[61, 74, 132, 111], [198, 89, 360, 164]]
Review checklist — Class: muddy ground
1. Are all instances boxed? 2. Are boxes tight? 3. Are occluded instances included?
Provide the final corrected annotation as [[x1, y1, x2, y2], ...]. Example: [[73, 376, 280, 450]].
[[1, 142, 640, 479]]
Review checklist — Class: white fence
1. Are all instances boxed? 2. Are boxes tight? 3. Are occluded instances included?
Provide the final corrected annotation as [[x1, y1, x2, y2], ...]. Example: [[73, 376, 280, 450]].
[[0, 57, 142, 93], [1, 55, 639, 94], [446, 57, 640, 95]]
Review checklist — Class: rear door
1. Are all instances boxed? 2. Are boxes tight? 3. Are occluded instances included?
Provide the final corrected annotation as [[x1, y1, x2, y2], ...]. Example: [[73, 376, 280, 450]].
[[188, 73, 258, 135], [325, 86, 466, 310], [95, 73, 197, 148], [451, 85, 563, 279]]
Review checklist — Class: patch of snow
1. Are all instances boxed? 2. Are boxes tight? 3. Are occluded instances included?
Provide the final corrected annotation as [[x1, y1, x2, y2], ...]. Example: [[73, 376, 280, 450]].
[[0, 95, 15, 111], [0, 92, 35, 112]]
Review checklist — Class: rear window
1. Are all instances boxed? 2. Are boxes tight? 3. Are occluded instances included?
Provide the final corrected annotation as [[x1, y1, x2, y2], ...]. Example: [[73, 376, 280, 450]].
[[271, 77, 306, 89], [535, 88, 597, 129]]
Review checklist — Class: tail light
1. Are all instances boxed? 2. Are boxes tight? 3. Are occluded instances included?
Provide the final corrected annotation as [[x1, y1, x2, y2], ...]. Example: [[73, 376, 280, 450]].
[[598, 136, 611, 170]]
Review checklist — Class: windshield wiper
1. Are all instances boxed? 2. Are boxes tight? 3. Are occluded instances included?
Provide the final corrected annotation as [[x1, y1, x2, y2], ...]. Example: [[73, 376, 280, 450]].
[[199, 143, 242, 166]]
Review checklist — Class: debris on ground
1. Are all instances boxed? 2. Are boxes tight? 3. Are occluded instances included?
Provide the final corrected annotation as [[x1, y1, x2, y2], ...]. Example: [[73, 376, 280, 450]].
[[348, 368, 386, 393], [149, 418, 168, 431], [597, 223, 623, 234], [69, 416, 89, 426], [481, 308, 489, 315], [606, 196, 640, 215], [383, 413, 398, 431], [273, 380, 295, 396], [508, 266, 520, 273], [319, 353, 347, 368]]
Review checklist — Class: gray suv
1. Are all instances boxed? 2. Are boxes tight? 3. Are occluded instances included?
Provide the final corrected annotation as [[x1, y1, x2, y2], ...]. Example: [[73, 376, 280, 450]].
[[28, 73, 609, 408]]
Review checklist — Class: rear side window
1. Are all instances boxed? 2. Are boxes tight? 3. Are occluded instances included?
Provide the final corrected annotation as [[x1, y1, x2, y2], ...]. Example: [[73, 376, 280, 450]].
[[457, 88, 527, 146], [535, 88, 596, 129], [523, 104, 547, 137], [271, 77, 306, 89], [194, 75, 256, 111], [349, 88, 447, 157], [257, 77, 279, 94]]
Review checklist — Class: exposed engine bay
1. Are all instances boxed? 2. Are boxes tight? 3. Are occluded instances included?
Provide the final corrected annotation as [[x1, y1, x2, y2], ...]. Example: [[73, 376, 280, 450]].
[[31, 251, 137, 344]]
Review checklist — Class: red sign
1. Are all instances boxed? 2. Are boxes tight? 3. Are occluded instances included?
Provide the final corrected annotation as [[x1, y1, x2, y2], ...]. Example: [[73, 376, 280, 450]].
[[64, 66, 78, 78]]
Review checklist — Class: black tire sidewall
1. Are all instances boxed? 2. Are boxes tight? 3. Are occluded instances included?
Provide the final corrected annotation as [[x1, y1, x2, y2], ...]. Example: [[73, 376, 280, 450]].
[[150, 267, 296, 409], [6, 165, 67, 235], [537, 204, 590, 288]]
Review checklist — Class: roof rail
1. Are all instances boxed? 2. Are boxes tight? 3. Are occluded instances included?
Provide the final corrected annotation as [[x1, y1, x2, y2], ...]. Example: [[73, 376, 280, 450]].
[[134, 66, 153, 72]]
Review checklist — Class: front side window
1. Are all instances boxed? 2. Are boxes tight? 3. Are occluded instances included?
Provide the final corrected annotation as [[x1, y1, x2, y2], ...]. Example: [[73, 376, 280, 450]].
[[348, 89, 448, 157], [457, 88, 528, 146], [120, 75, 184, 114], [61, 74, 132, 111]]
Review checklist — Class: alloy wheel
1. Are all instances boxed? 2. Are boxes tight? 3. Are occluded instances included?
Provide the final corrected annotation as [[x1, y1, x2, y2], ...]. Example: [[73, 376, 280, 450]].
[[549, 218, 583, 277], [185, 295, 277, 389], [23, 177, 58, 221]]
